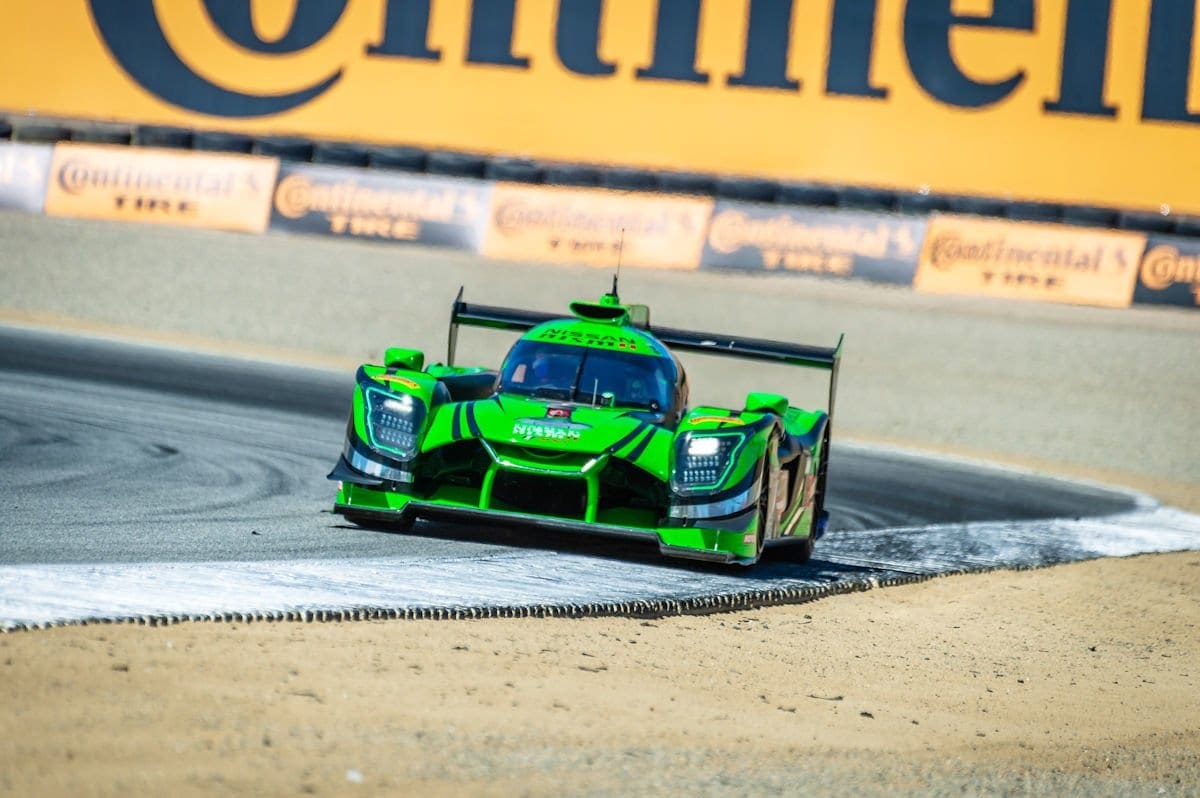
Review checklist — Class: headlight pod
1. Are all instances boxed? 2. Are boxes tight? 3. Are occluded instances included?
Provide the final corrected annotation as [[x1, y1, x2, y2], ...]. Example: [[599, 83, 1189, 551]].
[[672, 431, 746, 492], [364, 386, 426, 460]]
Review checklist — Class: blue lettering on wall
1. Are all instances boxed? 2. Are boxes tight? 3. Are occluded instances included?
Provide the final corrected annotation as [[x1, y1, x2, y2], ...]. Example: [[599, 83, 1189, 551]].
[[89, 0, 344, 118]]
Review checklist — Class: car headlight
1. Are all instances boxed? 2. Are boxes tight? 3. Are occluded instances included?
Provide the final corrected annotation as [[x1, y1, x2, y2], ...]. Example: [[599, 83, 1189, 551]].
[[672, 432, 746, 491], [364, 387, 425, 460]]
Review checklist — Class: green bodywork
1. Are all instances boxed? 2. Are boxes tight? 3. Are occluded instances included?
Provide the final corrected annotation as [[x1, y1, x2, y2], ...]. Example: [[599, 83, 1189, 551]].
[[330, 292, 841, 565]]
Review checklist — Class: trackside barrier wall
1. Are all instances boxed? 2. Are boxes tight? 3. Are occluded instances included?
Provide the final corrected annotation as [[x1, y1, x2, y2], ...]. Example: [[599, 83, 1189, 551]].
[[2, 139, 1196, 312]]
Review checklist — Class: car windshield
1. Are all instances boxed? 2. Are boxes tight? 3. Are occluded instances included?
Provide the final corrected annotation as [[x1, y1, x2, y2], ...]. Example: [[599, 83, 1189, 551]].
[[499, 341, 674, 411]]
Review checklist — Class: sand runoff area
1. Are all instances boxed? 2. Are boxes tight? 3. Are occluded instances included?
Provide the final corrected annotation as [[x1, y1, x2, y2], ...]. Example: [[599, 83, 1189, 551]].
[[1, 214, 1198, 795]]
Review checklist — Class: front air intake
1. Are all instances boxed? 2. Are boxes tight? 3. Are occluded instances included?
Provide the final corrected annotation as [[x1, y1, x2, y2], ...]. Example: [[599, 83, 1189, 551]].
[[491, 472, 589, 520]]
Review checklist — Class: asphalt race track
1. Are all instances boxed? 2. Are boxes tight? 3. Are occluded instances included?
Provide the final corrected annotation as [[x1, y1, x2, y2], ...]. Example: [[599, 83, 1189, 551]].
[[2, 324, 1198, 629]]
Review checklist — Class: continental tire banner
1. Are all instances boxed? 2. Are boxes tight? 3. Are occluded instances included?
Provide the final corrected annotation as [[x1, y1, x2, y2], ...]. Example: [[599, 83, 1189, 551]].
[[45, 143, 277, 233], [270, 162, 489, 249], [1134, 238, 1200, 310], [915, 215, 1145, 308], [700, 201, 924, 284], [0, 142, 52, 212], [4, 2, 1200, 214], [481, 185, 711, 270]]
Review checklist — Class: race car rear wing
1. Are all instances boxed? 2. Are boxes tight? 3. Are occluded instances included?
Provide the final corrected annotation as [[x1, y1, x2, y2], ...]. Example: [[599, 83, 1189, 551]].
[[447, 290, 844, 418], [652, 325, 844, 419]]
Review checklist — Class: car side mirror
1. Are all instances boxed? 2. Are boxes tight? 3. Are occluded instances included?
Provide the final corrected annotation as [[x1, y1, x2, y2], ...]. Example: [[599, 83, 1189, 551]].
[[745, 391, 788, 416], [384, 347, 424, 371]]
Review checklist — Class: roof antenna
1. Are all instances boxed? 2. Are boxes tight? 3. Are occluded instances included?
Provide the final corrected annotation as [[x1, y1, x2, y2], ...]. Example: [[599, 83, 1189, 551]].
[[610, 228, 624, 302]]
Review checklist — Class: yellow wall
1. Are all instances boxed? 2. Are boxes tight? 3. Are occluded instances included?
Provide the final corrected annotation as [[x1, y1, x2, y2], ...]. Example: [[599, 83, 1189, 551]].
[[3, 1, 1199, 213]]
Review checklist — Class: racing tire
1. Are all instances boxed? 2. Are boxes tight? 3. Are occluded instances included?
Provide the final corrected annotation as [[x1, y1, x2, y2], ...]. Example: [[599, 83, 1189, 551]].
[[715, 177, 777, 203], [1117, 211, 1173, 234], [254, 135, 314, 162], [70, 124, 132, 145], [427, 151, 487, 179], [777, 182, 838, 208], [657, 171, 715, 195], [777, 424, 830, 564], [1006, 201, 1062, 224], [370, 145, 428, 173], [602, 168, 658, 191], [134, 125, 193, 149], [1174, 217, 1200, 237], [486, 158, 544, 183], [544, 164, 602, 187], [192, 131, 254, 154], [1061, 205, 1118, 228], [836, 186, 897, 212], [753, 480, 769, 564], [895, 191, 950, 214], [777, 533, 814, 564], [313, 142, 369, 168], [11, 122, 70, 144], [947, 195, 1006, 217]]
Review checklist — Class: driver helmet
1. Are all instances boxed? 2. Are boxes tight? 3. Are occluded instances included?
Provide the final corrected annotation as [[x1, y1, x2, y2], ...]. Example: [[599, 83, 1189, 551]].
[[530, 351, 574, 384]]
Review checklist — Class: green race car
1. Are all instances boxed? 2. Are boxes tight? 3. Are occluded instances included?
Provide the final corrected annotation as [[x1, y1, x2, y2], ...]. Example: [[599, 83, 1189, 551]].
[[328, 286, 843, 565]]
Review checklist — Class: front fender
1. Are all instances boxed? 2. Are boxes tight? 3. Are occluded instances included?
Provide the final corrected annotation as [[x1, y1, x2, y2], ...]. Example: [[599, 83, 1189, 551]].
[[668, 410, 779, 519], [350, 364, 439, 462]]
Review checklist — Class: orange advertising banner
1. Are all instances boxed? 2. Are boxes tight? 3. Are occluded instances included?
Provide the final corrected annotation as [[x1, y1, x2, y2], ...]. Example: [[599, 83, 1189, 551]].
[[481, 184, 712, 270], [4, 2, 1200, 214], [1133, 237, 1200, 309], [44, 143, 278, 233], [914, 215, 1145, 308]]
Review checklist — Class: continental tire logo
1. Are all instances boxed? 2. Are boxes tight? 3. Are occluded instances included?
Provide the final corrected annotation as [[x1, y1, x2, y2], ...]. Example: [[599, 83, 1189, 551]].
[[44, 143, 278, 233], [927, 233, 1128, 273], [83, 1, 1200, 127], [273, 173, 463, 222], [708, 210, 899, 258], [274, 174, 315, 218], [89, 0, 344, 117], [492, 200, 686, 237], [56, 157, 258, 198], [1140, 244, 1199, 289], [481, 184, 711, 269]]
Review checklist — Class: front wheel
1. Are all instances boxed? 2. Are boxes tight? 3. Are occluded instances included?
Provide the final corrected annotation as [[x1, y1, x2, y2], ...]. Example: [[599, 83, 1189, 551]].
[[776, 531, 814, 563]]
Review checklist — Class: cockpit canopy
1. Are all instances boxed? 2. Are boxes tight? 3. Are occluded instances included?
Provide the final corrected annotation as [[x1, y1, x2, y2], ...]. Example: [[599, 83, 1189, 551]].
[[499, 339, 677, 412]]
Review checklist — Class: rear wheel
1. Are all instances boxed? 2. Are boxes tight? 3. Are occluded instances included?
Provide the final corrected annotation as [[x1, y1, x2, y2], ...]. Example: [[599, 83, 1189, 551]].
[[811, 424, 831, 539]]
